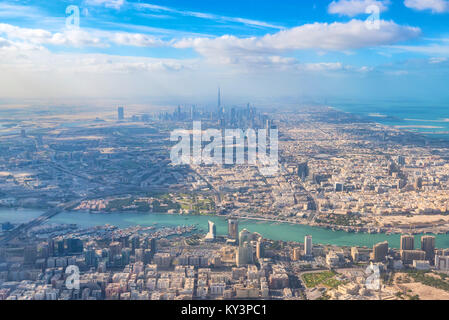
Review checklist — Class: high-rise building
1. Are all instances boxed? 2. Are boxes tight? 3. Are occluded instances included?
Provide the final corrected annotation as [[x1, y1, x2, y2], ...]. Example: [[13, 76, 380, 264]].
[[177, 105, 182, 120], [109, 242, 122, 257], [334, 182, 344, 192], [400, 235, 414, 251], [239, 229, 252, 246], [150, 238, 157, 254], [236, 242, 253, 267], [351, 247, 359, 262], [118, 107, 124, 121], [56, 239, 65, 256], [217, 87, 224, 119], [297, 162, 309, 181], [256, 238, 265, 260], [190, 105, 195, 120], [292, 247, 301, 261], [24, 245, 37, 264], [304, 235, 313, 256], [401, 250, 426, 265], [414, 177, 423, 190], [129, 235, 140, 253], [66, 238, 83, 254], [421, 235, 436, 262], [372, 241, 388, 262], [228, 219, 239, 241], [435, 255, 449, 271], [205, 221, 216, 241], [230, 108, 236, 125]]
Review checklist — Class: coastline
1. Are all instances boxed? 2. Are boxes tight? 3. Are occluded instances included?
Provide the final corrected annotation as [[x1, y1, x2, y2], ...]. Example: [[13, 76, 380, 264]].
[[329, 104, 449, 142], [60, 208, 449, 236]]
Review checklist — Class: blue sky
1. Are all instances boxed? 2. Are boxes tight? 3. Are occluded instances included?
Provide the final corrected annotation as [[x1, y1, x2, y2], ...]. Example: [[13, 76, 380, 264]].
[[0, 0, 449, 106]]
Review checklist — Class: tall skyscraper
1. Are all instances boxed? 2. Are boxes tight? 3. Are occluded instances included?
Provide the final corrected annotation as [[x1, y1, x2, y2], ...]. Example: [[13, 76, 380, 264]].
[[190, 105, 195, 120], [421, 235, 436, 262], [118, 107, 124, 121], [236, 242, 253, 267], [297, 162, 309, 181], [24, 245, 37, 264], [414, 177, 423, 190], [304, 235, 313, 256], [292, 247, 301, 261], [334, 182, 344, 192], [228, 219, 239, 241], [205, 221, 216, 241], [372, 241, 388, 262], [256, 238, 265, 260], [150, 238, 157, 253], [217, 87, 225, 120], [129, 235, 140, 253], [400, 235, 414, 251], [177, 105, 181, 120], [351, 247, 359, 262], [230, 107, 236, 126], [239, 229, 251, 246]]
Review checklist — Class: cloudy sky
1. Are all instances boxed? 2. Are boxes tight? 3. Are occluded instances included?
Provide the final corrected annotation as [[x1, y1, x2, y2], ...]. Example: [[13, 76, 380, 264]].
[[0, 0, 449, 106]]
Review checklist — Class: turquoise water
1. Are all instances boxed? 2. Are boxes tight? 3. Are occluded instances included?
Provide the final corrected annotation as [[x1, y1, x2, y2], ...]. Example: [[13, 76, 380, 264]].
[[0, 208, 44, 224], [3, 208, 449, 249], [48, 210, 449, 249], [333, 101, 449, 140]]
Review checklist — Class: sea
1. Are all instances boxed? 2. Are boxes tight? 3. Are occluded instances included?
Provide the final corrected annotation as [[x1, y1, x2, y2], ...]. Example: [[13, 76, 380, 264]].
[[333, 100, 449, 140]]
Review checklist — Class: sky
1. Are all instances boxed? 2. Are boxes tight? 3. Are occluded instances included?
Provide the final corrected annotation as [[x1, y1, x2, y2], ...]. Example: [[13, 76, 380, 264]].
[[0, 0, 449, 107]]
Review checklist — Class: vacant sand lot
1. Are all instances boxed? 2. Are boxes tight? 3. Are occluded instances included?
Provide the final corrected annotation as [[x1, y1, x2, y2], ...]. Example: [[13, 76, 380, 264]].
[[378, 215, 449, 227], [401, 282, 449, 300]]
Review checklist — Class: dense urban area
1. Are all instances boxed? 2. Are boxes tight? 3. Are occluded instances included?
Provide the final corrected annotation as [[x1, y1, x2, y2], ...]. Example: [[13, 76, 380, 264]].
[[1, 99, 449, 300]]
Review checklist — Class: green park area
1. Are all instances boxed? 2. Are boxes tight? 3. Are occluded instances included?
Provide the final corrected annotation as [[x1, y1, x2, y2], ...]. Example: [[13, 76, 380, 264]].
[[303, 271, 343, 289]]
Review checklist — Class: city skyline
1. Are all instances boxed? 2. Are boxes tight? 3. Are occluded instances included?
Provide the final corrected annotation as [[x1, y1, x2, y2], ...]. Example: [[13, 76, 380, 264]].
[[2, 0, 449, 304]]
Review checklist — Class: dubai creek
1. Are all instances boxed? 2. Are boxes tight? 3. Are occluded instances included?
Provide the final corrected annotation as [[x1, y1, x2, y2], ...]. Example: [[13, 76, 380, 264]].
[[3, 208, 449, 249]]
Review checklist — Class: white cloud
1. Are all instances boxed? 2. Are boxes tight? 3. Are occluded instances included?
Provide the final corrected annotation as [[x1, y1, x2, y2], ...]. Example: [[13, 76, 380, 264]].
[[51, 30, 105, 47], [0, 37, 11, 48], [391, 44, 449, 55], [0, 23, 174, 48], [112, 33, 165, 47], [0, 23, 105, 47], [174, 19, 421, 65], [404, 0, 449, 13], [389, 38, 449, 55], [84, 0, 126, 10], [429, 57, 448, 63], [303, 62, 344, 71], [0, 35, 188, 75], [328, 0, 390, 17], [0, 23, 52, 44], [135, 3, 283, 29], [0, 3, 43, 19]]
